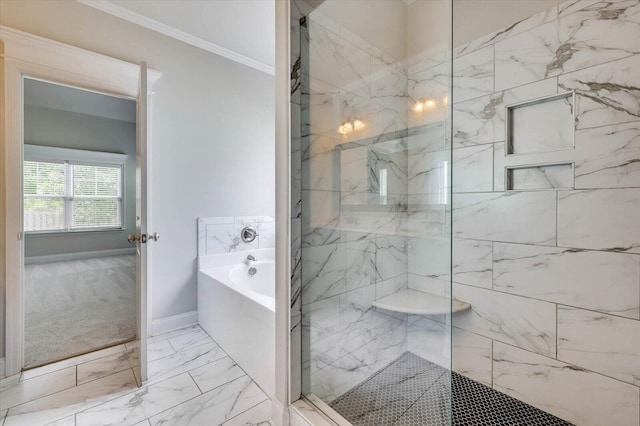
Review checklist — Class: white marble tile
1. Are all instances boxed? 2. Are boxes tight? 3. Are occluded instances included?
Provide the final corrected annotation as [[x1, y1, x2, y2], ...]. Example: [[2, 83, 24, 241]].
[[148, 376, 267, 426], [557, 0, 601, 17], [147, 325, 200, 345], [452, 283, 557, 357], [20, 345, 127, 381], [509, 94, 574, 155], [452, 78, 557, 147], [189, 356, 246, 393], [45, 416, 76, 426], [76, 373, 201, 426], [408, 61, 450, 127], [495, 21, 561, 91], [374, 236, 408, 282], [407, 274, 447, 299], [146, 340, 176, 363], [77, 348, 139, 385], [301, 243, 346, 304], [370, 58, 409, 117], [557, 188, 640, 253], [258, 222, 276, 249], [206, 223, 238, 255], [307, 20, 370, 98], [290, 400, 329, 426], [5, 369, 138, 426], [301, 190, 341, 247], [494, 242, 640, 319], [376, 275, 408, 299], [558, 306, 640, 387], [575, 121, 640, 189], [452, 47, 494, 103], [407, 236, 449, 281], [558, 0, 640, 74], [509, 164, 574, 190], [493, 342, 640, 426], [559, 55, 640, 130], [408, 148, 448, 197], [452, 191, 557, 244], [408, 316, 450, 369], [452, 327, 493, 387], [145, 342, 227, 385], [1, 366, 76, 410], [452, 239, 493, 289], [168, 327, 213, 352], [221, 399, 272, 426], [452, 144, 493, 193], [493, 142, 506, 192], [453, 5, 558, 57], [0, 373, 21, 388]]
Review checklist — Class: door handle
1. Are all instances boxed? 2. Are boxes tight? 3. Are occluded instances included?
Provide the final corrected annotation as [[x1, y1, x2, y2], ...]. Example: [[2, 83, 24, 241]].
[[128, 233, 159, 244]]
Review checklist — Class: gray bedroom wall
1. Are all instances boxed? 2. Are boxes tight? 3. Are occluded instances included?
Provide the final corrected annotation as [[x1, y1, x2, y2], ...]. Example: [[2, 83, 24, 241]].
[[24, 103, 137, 258]]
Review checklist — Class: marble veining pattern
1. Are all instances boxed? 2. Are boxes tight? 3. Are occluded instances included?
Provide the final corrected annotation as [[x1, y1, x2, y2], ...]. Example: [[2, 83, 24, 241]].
[[3, 326, 271, 426]]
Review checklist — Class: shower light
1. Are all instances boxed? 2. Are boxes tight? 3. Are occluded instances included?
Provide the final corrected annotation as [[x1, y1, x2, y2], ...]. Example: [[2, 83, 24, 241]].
[[338, 119, 364, 135]]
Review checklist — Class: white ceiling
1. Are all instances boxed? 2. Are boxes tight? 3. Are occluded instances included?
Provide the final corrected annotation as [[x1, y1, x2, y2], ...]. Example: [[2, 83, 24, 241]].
[[107, 0, 275, 69]]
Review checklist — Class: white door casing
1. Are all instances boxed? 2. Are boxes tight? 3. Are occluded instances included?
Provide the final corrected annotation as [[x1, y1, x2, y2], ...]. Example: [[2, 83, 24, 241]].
[[0, 26, 160, 375]]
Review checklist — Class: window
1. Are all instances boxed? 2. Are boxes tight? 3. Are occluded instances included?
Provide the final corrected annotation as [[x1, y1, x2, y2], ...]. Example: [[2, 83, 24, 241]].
[[24, 145, 127, 233]]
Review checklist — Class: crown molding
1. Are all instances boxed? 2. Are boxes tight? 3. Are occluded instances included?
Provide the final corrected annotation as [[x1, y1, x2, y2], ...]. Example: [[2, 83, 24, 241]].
[[76, 0, 275, 76], [0, 25, 161, 95]]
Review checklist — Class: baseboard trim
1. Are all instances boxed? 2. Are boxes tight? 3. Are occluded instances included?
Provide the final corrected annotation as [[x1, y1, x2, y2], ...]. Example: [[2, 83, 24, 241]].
[[0, 357, 6, 378], [151, 311, 198, 336], [25, 248, 136, 264]]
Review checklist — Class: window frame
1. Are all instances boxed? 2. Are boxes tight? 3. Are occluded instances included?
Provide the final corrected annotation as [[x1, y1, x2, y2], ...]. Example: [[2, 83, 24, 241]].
[[23, 144, 128, 235]]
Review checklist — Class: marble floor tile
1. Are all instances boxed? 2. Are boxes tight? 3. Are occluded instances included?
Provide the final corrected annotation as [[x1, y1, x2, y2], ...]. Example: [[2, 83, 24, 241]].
[[75, 373, 201, 426], [220, 399, 272, 426], [4, 369, 138, 426], [147, 325, 201, 345], [77, 348, 139, 385], [143, 342, 227, 385], [21, 344, 127, 382], [189, 356, 246, 393], [167, 328, 214, 352], [1, 366, 76, 410], [148, 376, 268, 426], [45, 416, 76, 426]]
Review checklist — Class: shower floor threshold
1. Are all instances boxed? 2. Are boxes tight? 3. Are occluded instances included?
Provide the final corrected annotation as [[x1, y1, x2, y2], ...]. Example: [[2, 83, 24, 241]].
[[372, 289, 471, 315]]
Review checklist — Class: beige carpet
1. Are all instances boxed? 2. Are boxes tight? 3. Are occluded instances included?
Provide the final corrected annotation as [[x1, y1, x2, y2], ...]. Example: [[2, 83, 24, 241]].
[[24, 254, 136, 368]]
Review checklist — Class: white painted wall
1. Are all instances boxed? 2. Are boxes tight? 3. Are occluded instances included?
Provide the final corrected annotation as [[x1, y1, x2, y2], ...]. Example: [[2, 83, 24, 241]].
[[0, 0, 275, 357]]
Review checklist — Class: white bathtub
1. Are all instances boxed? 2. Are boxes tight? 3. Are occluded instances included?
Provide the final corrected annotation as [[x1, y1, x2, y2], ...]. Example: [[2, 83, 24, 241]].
[[197, 248, 275, 397]]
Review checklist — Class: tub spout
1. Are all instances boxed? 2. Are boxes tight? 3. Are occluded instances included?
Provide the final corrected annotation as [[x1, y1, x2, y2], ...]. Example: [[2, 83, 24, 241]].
[[244, 254, 256, 265]]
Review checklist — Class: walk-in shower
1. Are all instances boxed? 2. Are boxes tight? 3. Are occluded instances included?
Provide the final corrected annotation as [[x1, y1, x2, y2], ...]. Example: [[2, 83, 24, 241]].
[[290, 0, 640, 424]]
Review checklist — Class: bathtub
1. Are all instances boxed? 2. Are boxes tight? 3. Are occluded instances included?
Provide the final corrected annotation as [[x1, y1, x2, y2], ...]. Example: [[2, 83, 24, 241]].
[[197, 248, 275, 397]]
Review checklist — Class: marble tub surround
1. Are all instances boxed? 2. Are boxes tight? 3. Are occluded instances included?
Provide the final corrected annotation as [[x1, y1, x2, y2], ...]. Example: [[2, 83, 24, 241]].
[[197, 216, 275, 256], [2, 325, 272, 426]]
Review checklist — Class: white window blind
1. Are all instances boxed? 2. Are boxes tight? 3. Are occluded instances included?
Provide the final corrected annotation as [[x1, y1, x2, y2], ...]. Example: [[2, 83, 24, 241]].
[[23, 145, 127, 233]]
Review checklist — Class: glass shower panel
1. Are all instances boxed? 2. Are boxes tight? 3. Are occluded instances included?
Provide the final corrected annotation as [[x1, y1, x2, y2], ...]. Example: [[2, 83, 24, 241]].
[[299, 1, 454, 424]]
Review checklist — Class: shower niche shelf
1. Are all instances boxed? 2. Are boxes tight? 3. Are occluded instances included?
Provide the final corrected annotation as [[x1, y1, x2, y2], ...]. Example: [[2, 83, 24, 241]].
[[372, 289, 471, 315]]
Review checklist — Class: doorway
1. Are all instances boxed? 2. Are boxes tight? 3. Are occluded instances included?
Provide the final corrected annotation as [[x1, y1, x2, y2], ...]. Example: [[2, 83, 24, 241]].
[[22, 78, 137, 368]]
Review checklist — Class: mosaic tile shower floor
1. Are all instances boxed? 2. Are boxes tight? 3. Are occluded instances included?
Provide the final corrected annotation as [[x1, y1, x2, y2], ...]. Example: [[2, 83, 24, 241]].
[[329, 352, 573, 426]]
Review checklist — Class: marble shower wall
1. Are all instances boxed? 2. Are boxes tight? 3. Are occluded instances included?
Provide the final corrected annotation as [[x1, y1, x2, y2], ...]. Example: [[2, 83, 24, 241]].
[[296, 7, 415, 404], [405, 1, 640, 425]]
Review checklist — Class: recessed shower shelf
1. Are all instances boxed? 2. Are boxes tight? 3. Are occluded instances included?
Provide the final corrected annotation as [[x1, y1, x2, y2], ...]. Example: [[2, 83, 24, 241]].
[[372, 289, 471, 315]]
